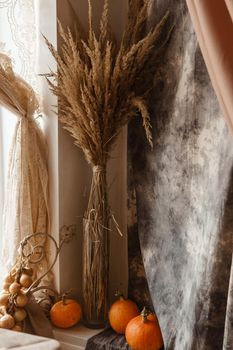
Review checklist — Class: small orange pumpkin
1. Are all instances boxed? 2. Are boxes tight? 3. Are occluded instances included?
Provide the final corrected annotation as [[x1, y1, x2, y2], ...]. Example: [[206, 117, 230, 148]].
[[125, 307, 164, 350], [50, 297, 82, 328], [147, 312, 159, 323], [108, 293, 139, 334]]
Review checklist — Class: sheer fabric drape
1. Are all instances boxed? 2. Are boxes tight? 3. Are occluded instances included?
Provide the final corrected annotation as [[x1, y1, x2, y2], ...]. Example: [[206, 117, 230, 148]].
[[185, 0, 233, 133], [0, 1, 52, 291]]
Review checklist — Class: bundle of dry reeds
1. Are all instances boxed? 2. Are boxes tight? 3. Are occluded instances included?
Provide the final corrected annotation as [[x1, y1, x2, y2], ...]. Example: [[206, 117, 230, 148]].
[[45, 0, 169, 326]]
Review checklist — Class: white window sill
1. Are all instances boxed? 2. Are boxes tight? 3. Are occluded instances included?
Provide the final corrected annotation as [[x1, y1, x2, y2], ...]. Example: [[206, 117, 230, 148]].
[[53, 324, 104, 350]]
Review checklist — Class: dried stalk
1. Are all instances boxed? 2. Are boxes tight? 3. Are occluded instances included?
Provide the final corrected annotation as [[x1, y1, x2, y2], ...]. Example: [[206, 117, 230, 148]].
[[44, 0, 170, 325], [82, 166, 109, 322]]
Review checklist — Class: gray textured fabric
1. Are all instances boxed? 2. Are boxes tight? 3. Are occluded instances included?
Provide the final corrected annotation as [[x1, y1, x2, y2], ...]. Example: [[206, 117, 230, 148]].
[[127, 184, 154, 311], [128, 1, 233, 349]]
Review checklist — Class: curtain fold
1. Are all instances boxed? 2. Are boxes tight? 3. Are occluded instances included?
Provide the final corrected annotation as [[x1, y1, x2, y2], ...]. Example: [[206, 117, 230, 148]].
[[223, 253, 233, 349], [0, 53, 52, 292], [225, 0, 233, 21], [0, 0, 56, 303], [185, 0, 233, 133]]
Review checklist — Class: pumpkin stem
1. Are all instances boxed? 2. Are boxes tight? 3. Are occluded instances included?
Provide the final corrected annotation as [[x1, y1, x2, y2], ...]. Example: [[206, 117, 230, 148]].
[[115, 290, 125, 300], [59, 289, 73, 305], [61, 293, 67, 305], [141, 307, 149, 323]]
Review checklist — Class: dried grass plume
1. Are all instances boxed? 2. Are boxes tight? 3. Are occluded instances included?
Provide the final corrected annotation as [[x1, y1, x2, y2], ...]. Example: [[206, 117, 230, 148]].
[[44, 0, 170, 325], [44, 0, 170, 165]]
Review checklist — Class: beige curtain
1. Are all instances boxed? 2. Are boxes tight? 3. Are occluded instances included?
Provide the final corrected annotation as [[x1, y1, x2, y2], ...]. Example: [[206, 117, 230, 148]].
[[185, 0, 233, 132], [0, 53, 52, 290]]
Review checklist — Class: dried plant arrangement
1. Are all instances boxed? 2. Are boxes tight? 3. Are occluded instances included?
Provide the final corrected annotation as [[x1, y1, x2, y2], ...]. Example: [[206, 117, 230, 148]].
[[44, 0, 170, 328], [0, 231, 73, 333]]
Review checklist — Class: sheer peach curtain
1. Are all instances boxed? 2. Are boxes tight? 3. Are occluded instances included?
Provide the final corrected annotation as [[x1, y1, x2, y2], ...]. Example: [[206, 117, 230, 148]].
[[185, 0, 233, 133]]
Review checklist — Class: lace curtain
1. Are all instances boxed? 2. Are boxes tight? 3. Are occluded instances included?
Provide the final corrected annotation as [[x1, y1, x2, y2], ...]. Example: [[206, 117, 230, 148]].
[[0, 0, 38, 88], [0, 0, 52, 293]]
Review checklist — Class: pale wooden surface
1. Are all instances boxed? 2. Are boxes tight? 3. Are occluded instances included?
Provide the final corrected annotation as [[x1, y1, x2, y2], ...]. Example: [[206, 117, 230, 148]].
[[0, 329, 60, 349], [53, 323, 103, 349]]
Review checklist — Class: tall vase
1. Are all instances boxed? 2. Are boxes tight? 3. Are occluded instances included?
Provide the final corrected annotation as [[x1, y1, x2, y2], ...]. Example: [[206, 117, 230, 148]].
[[82, 165, 110, 328]]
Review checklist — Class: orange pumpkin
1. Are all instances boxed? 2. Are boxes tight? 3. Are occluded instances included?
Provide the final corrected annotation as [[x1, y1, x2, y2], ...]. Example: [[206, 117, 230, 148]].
[[109, 293, 139, 334], [125, 307, 164, 350], [50, 298, 82, 328], [147, 312, 159, 323]]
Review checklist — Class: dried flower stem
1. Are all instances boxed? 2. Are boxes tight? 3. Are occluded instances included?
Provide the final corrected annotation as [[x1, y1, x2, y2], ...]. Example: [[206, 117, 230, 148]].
[[83, 166, 110, 323], [45, 0, 170, 326]]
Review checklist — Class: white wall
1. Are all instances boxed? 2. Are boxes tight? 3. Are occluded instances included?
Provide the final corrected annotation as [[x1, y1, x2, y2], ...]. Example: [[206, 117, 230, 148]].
[[57, 0, 128, 303], [35, 0, 60, 291]]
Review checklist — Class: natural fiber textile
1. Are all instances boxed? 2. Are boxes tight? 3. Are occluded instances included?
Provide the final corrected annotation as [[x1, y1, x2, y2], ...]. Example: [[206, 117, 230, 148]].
[[0, 54, 51, 289], [185, 0, 233, 133], [128, 0, 233, 349]]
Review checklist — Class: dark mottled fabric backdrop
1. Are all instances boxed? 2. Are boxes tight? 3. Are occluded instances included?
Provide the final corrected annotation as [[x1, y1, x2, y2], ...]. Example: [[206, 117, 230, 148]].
[[128, 0, 233, 349]]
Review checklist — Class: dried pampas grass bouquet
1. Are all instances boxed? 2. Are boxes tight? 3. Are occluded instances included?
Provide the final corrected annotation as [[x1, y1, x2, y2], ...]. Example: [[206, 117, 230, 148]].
[[44, 0, 170, 328]]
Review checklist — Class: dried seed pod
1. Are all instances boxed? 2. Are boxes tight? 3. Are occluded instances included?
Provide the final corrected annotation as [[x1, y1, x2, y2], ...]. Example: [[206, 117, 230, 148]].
[[0, 305, 7, 315], [22, 267, 33, 276], [2, 282, 10, 292], [10, 267, 21, 280], [3, 274, 14, 284], [15, 293, 28, 307], [0, 292, 10, 307], [19, 274, 33, 288], [0, 314, 15, 329], [9, 282, 21, 294], [9, 267, 17, 276], [12, 323, 23, 332], [13, 308, 27, 322]]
